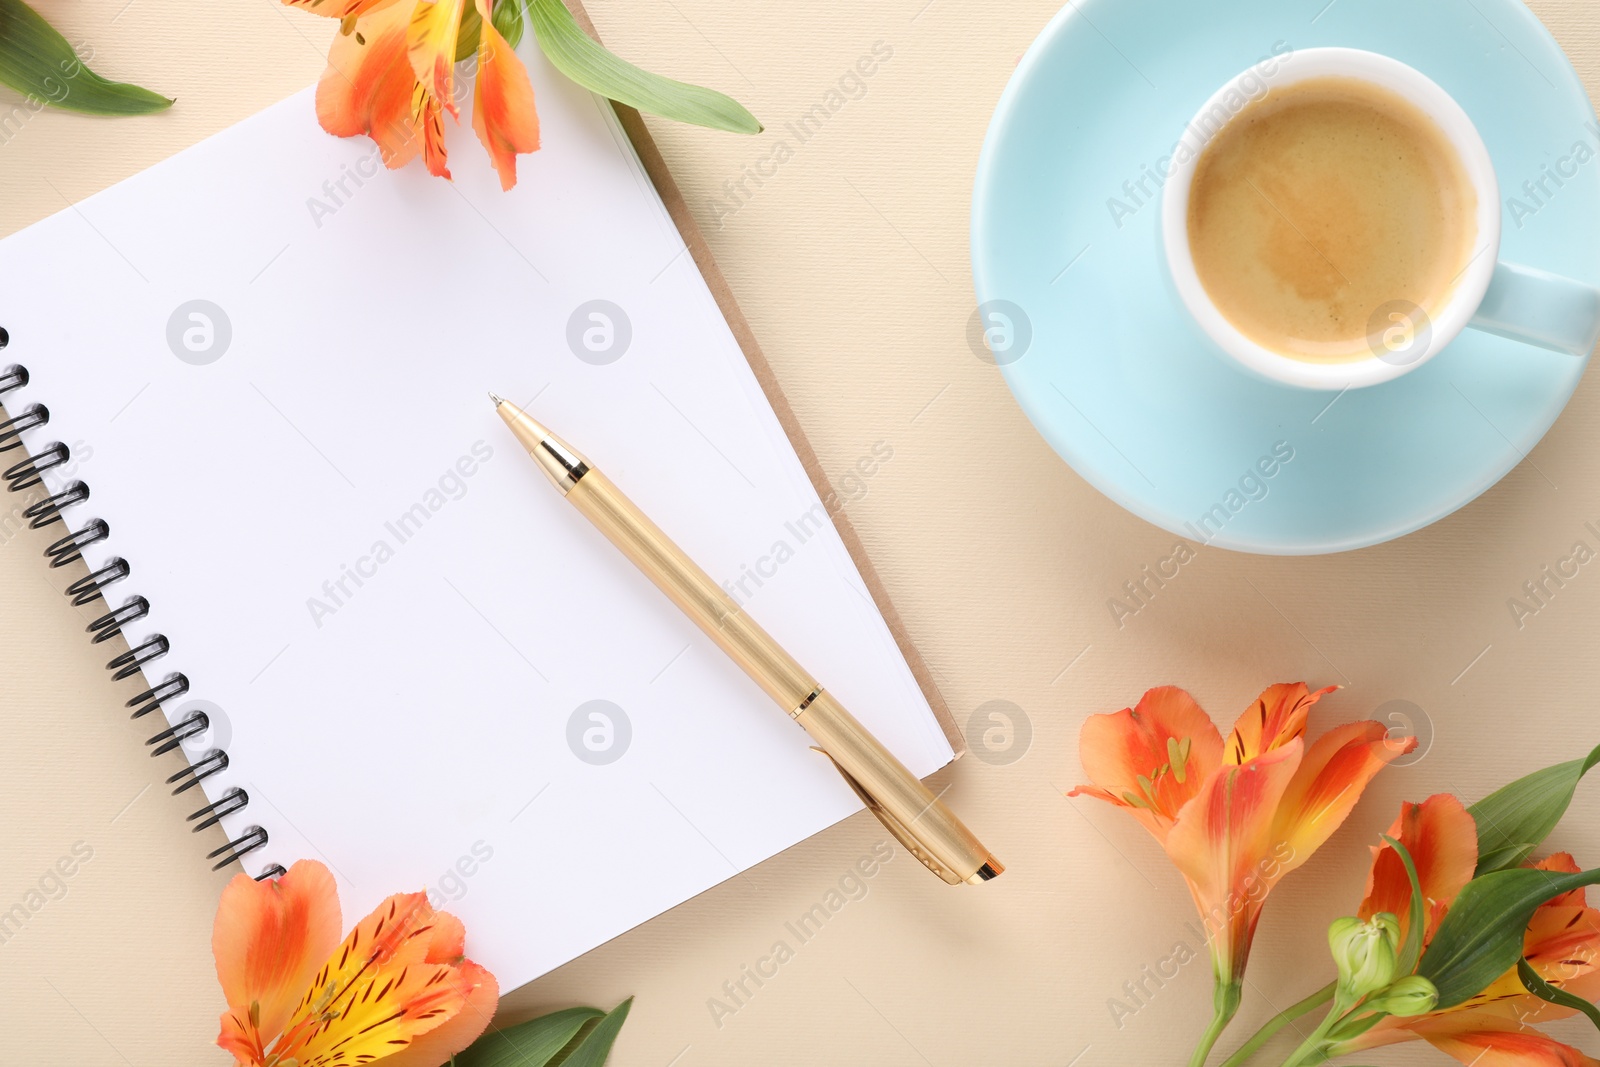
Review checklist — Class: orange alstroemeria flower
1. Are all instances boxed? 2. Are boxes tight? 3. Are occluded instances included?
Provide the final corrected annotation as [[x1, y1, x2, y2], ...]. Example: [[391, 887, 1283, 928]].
[[213, 859, 498, 1067], [1070, 684, 1414, 997], [290, 0, 540, 189], [1334, 795, 1600, 1067]]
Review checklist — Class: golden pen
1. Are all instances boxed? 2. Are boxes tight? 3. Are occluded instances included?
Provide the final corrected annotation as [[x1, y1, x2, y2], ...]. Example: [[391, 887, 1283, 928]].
[[491, 394, 1001, 885]]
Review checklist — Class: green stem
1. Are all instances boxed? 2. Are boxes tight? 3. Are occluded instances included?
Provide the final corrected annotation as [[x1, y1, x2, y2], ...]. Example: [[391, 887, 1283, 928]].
[[1283, 1052, 1330, 1067], [1190, 982, 1243, 1067], [1218, 982, 1336, 1067], [1279, 996, 1352, 1067], [1280, 1030, 1328, 1067]]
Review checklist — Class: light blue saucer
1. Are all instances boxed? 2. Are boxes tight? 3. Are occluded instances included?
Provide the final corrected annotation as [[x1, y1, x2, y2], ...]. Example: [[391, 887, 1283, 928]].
[[972, 0, 1600, 554]]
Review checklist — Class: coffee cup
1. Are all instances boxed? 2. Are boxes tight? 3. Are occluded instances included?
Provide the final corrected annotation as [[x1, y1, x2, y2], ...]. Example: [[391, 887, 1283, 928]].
[[1162, 46, 1600, 391]]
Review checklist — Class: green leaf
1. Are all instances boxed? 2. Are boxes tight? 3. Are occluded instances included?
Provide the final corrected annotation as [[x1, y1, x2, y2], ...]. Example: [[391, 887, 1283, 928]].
[[1419, 865, 1600, 1007], [1383, 834, 1427, 975], [0, 0, 171, 115], [1470, 743, 1600, 875], [525, 0, 760, 134], [454, 1000, 632, 1067], [454, 1006, 602, 1067], [1518, 957, 1600, 1034], [553, 997, 631, 1067], [493, 0, 525, 49]]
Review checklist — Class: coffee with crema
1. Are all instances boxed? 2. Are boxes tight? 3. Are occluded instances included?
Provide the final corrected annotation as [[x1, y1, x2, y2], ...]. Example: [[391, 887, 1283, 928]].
[[1187, 76, 1477, 362]]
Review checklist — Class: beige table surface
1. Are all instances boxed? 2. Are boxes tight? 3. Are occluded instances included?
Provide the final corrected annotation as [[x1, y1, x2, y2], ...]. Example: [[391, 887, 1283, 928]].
[[5, 1, 1600, 1064]]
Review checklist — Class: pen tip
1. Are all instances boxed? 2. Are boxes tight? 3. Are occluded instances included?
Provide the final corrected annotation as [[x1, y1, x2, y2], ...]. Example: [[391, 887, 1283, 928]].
[[488, 391, 505, 406]]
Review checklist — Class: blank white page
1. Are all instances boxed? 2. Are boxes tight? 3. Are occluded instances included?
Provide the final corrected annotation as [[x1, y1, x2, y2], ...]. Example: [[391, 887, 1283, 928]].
[[0, 44, 949, 989]]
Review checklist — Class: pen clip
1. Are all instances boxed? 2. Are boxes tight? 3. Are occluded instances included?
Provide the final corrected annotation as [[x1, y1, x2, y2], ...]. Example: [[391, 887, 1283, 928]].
[[810, 747, 962, 886]]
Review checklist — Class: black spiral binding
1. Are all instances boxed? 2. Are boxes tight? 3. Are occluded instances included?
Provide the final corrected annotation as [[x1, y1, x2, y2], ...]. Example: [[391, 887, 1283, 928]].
[[0, 337, 281, 880]]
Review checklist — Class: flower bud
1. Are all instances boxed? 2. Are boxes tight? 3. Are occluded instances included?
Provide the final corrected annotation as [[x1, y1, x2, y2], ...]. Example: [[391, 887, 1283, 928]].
[[1365, 975, 1438, 1017], [1328, 913, 1400, 999]]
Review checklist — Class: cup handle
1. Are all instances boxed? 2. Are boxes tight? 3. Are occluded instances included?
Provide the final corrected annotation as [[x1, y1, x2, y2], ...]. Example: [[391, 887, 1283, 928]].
[[1468, 261, 1600, 358]]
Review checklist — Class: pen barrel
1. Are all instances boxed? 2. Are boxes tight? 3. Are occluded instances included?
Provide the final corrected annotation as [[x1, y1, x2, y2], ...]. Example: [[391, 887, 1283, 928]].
[[567, 471, 992, 883], [797, 691, 994, 884], [567, 471, 817, 709]]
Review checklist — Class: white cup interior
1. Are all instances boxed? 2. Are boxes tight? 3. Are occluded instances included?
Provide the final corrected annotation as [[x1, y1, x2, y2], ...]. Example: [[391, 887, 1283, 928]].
[[1161, 47, 1502, 390]]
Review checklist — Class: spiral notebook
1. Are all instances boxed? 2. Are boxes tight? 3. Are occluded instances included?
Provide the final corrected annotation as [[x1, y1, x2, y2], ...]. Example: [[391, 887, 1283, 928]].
[[0, 28, 957, 990]]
